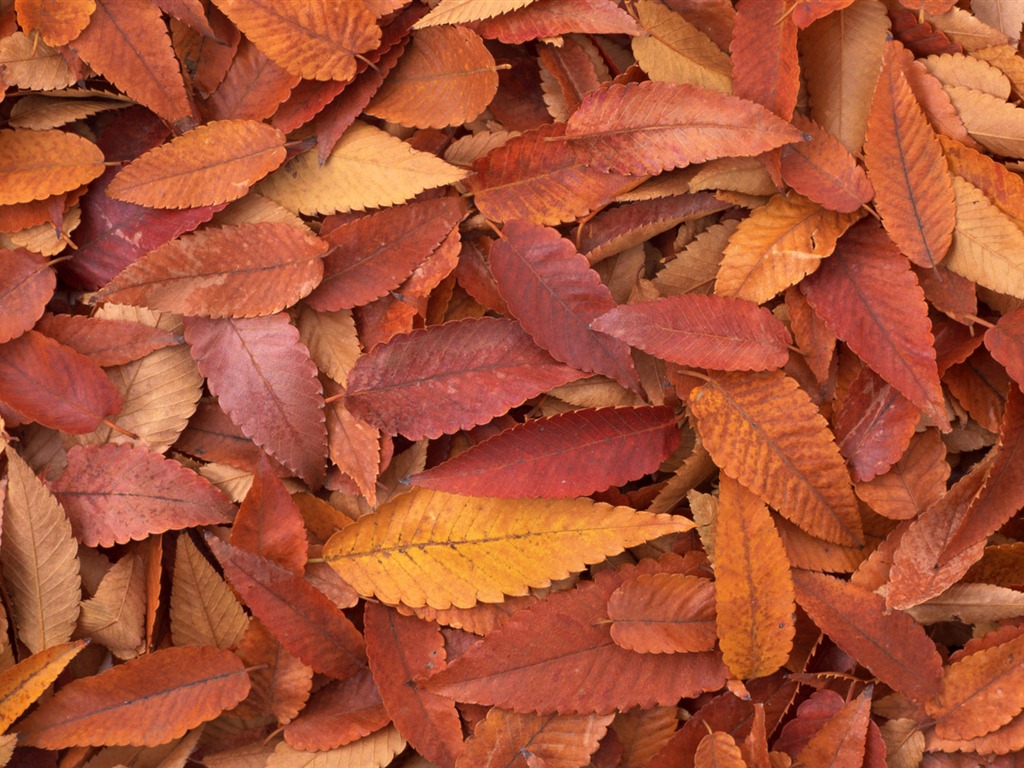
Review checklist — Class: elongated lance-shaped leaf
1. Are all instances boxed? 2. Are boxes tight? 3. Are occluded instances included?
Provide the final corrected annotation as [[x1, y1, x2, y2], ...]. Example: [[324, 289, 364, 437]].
[[689, 369, 863, 546], [323, 487, 693, 610]]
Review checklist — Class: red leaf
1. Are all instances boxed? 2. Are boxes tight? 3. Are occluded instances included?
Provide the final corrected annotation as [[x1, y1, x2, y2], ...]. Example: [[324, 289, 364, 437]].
[[365, 603, 464, 768], [34, 314, 179, 367], [490, 221, 639, 391], [471, 0, 642, 44], [564, 81, 804, 175], [731, 0, 799, 119], [283, 668, 388, 751], [184, 313, 326, 486], [52, 444, 234, 547], [16, 646, 249, 748], [0, 248, 54, 345], [307, 198, 464, 311], [986, 307, 1024, 388], [231, 452, 308, 574], [345, 317, 584, 440], [0, 330, 121, 433], [780, 114, 874, 213], [801, 219, 949, 430], [411, 406, 680, 498], [592, 295, 792, 372], [424, 556, 728, 714], [208, 537, 367, 681]]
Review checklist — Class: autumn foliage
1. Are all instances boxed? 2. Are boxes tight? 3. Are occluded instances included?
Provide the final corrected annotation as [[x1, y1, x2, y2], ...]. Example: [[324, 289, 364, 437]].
[[3, 0, 1024, 766]]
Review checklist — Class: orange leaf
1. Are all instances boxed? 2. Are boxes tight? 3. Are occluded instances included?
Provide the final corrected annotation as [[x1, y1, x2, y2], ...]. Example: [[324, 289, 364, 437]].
[[928, 630, 1024, 740], [795, 686, 874, 768], [791, 571, 943, 704], [70, 0, 194, 129], [107, 120, 287, 209], [15, 0, 95, 46], [0, 129, 104, 206], [411, 406, 680, 499], [15, 646, 250, 748], [801, 219, 949, 430], [714, 475, 795, 679], [780, 114, 874, 213], [593, 294, 792, 371], [468, 123, 634, 226], [607, 573, 717, 654], [694, 731, 746, 768], [472, 0, 641, 44], [0, 248, 54, 345], [457, 707, 613, 768], [323, 487, 692, 610], [689, 370, 863, 546], [95, 222, 326, 317], [366, 26, 498, 129], [283, 667, 388, 751], [233, 619, 312, 726], [490, 221, 639, 391], [208, 537, 367, 681], [211, 0, 380, 82], [364, 603, 464, 767], [0, 640, 86, 733], [864, 40, 955, 268], [855, 428, 948, 520], [563, 81, 804, 175], [52, 444, 234, 547], [731, 0, 799, 119], [0, 330, 121, 434], [231, 452, 308, 574]]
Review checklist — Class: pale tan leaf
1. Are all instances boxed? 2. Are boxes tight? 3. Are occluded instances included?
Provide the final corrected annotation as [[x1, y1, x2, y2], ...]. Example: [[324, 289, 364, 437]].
[[0, 32, 75, 90], [971, 0, 1024, 42], [612, 707, 678, 768], [715, 194, 860, 303], [266, 727, 406, 768], [9, 95, 129, 131], [632, 0, 731, 92], [879, 718, 925, 768], [414, 0, 536, 28], [923, 52, 1011, 98], [170, 536, 249, 649], [259, 121, 468, 215], [296, 307, 360, 388], [946, 84, 1024, 157], [653, 220, 736, 297], [930, 6, 1010, 51], [945, 175, 1024, 299], [3, 205, 80, 257], [2, 447, 81, 654], [78, 553, 146, 656], [905, 582, 1024, 625], [211, 0, 380, 82]]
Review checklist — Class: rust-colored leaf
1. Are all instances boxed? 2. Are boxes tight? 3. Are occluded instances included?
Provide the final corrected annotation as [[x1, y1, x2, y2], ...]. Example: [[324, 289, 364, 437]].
[[713, 475, 795, 679], [689, 369, 863, 546], [52, 444, 233, 547], [864, 40, 955, 268], [607, 573, 717, 654], [795, 686, 874, 768], [233, 618, 312, 726], [731, 0, 799, 118], [490, 221, 639, 390], [986, 307, 1024, 388], [344, 317, 583, 440], [0, 129, 104, 206], [184, 313, 326, 486], [211, 0, 380, 82], [107, 121, 286, 209], [0, 248, 54, 345], [95, 222, 326, 317], [0, 330, 121, 434], [411, 406, 679, 499], [231, 452, 308, 574], [324, 487, 691, 610], [34, 313, 178, 367], [472, 0, 641, 44], [283, 667, 388, 751], [563, 81, 804, 175], [792, 570, 943, 704], [457, 707, 613, 768], [593, 294, 792, 372], [780, 114, 874, 213], [208, 537, 367, 681], [16, 646, 250, 748]]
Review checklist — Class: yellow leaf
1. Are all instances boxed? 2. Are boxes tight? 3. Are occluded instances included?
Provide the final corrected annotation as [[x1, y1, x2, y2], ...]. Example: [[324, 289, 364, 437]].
[[0, 129, 104, 206], [632, 0, 731, 93], [323, 488, 693, 609], [258, 121, 468, 216], [945, 175, 1024, 299], [714, 475, 795, 679], [715, 193, 860, 303], [0, 640, 86, 734], [2, 447, 81, 654]]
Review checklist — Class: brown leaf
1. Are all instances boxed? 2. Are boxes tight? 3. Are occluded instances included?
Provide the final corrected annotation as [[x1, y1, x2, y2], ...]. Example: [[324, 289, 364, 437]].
[[211, 0, 380, 82], [689, 370, 863, 546], [107, 121, 286, 209], [16, 646, 250, 748], [0, 129, 104, 206], [52, 444, 234, 547]]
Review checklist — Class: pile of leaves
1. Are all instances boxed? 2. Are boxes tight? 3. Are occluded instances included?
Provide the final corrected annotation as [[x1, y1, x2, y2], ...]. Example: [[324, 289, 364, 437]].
[[3, 0, 1024, 764]]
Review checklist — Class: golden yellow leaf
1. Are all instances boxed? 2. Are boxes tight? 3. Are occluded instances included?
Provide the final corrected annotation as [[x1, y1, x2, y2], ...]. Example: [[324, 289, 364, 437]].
[[2, 447, 81, 654], [714, 194, 860, 303], [79, 554, 146, 657], [945, 175, 1024, 299], [0, 129, 104, 206], [258, 121, 468, 216], [323, 488, 693, 609], [170, 536, 249, 650], [211, 0, 380, 82], [632, 0, 731, 93], [714, 475, 795, 679], [945, 84, 1024, 157], [0, 640, 86, 734]]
